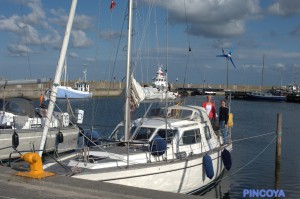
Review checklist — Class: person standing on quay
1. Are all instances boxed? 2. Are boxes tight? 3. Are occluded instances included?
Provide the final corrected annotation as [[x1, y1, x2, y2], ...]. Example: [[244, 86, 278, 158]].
[[202, 95, 216, 124], [219, 100, 229, 145]]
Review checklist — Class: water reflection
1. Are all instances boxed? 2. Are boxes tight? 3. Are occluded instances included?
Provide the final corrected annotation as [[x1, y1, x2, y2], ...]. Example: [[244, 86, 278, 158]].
[[195, 170, 231, 198]]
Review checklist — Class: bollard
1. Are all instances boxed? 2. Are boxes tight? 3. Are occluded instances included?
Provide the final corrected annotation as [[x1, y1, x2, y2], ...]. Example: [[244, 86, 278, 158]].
[[275, 113, 282, 193], [16, 153, 55, 179]]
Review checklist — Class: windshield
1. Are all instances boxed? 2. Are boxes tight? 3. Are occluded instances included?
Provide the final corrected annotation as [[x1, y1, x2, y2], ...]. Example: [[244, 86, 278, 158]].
[[168, 109, 193, 119], [0, 100, 27, 115], [156, 129, 177, 143], [109, 126, 156, 142], [109, 124, 177, 144], [109, 125, 125, 141], [132, 127, 156, 141]]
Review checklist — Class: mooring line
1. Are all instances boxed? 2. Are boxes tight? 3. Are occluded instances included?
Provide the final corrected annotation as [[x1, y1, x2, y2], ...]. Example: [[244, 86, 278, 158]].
[[232, 131, 276, 143]]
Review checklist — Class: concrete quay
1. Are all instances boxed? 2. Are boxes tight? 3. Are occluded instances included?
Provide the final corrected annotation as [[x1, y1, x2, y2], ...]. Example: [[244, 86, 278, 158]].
[[0, 165, 207, 199]]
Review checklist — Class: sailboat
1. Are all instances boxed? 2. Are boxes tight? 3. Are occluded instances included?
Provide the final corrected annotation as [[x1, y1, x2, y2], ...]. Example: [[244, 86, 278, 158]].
[[246, 55, 286, 102], [0, 97, 83, 159], [0, 14, 85, 161], [43, 0, 233, 194]]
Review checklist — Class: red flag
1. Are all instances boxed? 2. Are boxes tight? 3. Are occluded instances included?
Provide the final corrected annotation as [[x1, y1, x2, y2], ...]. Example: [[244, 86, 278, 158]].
[[110, 0, 116, 11]]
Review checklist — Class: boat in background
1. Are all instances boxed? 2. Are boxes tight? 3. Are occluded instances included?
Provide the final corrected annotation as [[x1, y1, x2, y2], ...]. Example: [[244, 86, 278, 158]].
[[246, 91, 286, 102], [245, 55, 286, 102], [286, 92, 300, 103], [0, 97, 84, 159], [143, 67, 180, 100], [56, 83, 92, 99], [54, 62, 92, 99]]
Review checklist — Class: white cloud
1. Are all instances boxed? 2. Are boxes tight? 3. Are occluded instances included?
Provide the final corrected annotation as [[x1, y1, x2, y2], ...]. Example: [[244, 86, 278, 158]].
[[268, 0, 300, 16], [7, 44, 32, 56], [290, 26, 300, 36], [71, 30, 92, 48], [0, 15, 24, 33], [275, 63, 285, 69], [99, 30, 123, 40], [50, 9, 93, 30], [0, 0, 62, 54], [24, 0, 45, 24], [294, 64, 300, 68], [154, 0, 261, 38], [204, 65, 212, 69], [69, 52, 79, 58], [84, 57, 96, 62], [213, 40, 233, 49]]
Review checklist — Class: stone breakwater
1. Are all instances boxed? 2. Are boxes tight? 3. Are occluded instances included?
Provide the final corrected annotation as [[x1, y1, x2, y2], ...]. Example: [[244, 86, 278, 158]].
[[0, 80, 271, 99]]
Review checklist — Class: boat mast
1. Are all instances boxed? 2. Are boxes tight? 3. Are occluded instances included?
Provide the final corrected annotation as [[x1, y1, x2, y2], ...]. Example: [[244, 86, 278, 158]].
[[38, 0, 77, 157], [64, 57, 67, 86], [261, 54, 265, 92], [83, 64, 87, 82], [124, 0, 133, 142]]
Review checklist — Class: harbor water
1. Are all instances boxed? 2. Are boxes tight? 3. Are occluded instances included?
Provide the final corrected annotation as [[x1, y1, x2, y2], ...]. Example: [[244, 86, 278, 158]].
[[52, 95, 300, 198]]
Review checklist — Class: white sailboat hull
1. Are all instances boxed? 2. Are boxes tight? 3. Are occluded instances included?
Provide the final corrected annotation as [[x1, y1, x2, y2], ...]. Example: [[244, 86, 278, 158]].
[[0, 126, 79, 159], [71, 144, 231, 194]]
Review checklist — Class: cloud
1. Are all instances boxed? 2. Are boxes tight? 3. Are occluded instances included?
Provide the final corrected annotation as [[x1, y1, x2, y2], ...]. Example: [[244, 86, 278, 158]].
[[7, 44, 32, 56], [154, 0, 261, 38], [71, 30, 92, 48], [99, 30, 124, 40], [84, 57, 96, 63], [204, 65, 213, 69], [275, 63, 285, 69], [268, 0, 300, 16], [69, 52, 79, 58], [294, 64, 300, 68], [212, 40, 233, 49], [275, 52, 300, 59], [24, 0, 45, 24], [0, 15, 25, 33], [290, 26, 300, 36], [50, 9, 93, 30], [0, 0, 62, 54]]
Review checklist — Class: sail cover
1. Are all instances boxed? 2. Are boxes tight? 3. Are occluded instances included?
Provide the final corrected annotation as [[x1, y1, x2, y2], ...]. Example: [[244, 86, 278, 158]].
[[130, 75, 145, 109]]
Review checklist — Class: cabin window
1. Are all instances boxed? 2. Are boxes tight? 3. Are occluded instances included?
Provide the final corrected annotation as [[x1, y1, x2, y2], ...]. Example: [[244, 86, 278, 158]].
[[204, 125, 211, 140], [156, 129, 177, 143], [132, 127, 156, 141], [179, 129, 201, 145]]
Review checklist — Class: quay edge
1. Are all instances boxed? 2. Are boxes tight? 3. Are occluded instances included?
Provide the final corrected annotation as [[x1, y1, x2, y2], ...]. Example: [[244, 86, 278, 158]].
[[0, 165, 208, 199]]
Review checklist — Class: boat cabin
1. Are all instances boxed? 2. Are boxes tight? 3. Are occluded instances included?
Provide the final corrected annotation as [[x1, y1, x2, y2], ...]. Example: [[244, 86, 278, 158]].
[[75, 82, 90, 92], [99, 105, 220, 162]]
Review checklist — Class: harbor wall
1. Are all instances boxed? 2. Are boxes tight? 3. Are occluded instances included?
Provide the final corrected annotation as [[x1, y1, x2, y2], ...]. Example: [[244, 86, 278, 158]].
[[0, 80, 272, 99]]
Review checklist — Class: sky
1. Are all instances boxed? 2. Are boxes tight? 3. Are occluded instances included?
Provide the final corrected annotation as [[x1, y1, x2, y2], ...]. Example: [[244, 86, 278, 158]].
[[0, 0, 300, 87]]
